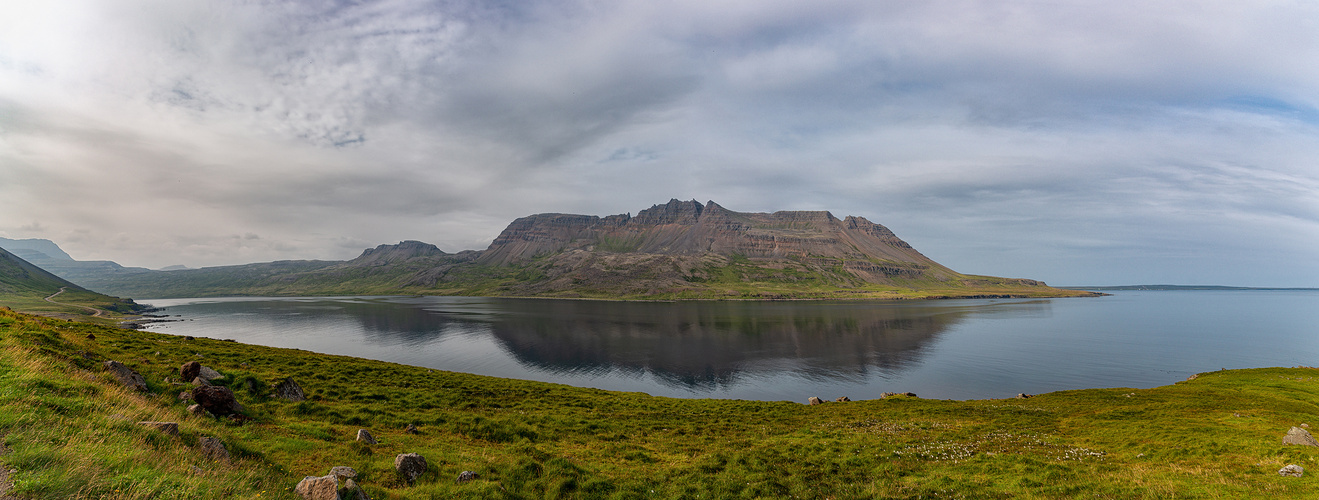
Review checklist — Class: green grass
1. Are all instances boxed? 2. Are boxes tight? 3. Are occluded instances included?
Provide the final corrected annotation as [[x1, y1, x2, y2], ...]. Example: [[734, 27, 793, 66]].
[[2, 308, 1317, 498]]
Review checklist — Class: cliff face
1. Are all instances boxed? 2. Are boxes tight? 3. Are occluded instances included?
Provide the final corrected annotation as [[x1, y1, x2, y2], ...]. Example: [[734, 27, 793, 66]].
[[476, 199, 954, 283]]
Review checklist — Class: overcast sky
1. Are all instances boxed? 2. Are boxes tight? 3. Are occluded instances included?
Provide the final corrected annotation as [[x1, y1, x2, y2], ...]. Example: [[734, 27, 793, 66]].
[[2, 1, 1317, 287]]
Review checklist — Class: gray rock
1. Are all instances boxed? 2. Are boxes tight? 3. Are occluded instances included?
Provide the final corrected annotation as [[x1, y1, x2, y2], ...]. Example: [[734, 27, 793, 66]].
[[1016, 393, 1032, 399], [404, 423, 419, 434], [835, 396, 851, 402], [1280, 464, 1304, 477], [295, 474, 339, 500], [198, 365, 223, 381], [186, 404, 209, 417], [198, 437, 229, 463], [1284, 426, 1319, 446], [329, 466, 358, 480], [180, 361, 201, 381], [276, 377, 306, 402], [356, 429, 378, 445], [137, 421, 179, 436], [178, 390, 193, 402], [807, 396, 824, 405], [458, 470, 479, 483], [192, 376, 212, 387], [103, 361, 148, 392], [342, 478, 371, 500], [394, 453, 427, 483]]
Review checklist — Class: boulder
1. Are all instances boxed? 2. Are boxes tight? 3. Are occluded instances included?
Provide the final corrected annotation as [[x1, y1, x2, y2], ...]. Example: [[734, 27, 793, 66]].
[[1280, 464, 1304, 477], [192, 386, 242, 416], [1284, 427, 1319, 446], [807, 396, 824, 405], [329, 466, 358, 480], [356, 429, 378, 445], [192, 377, 212, 387], [179, 361, 201, 381], [103, 361, 148, 392], [198, 365, 223, 381], [458, 470, 479, 483], [835, 396, 851, 402], [342, 478, 371, 500], [198, 437, 229, 463], [137, 421, 179, 436], [276, 377, 306, 402], [395, 453, 427, 483], [295, 474, 339, 500]]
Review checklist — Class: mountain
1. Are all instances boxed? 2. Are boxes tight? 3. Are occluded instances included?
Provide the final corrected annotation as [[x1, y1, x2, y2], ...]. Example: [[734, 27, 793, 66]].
[[0, 246, 145, 315], [0, 237, 75, 261], [0, 238, 154, 288], [82, 200, 1091, 300]]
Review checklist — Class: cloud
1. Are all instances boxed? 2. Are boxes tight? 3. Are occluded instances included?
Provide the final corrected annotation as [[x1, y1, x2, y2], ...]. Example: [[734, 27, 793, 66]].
[[0, 0, 1317, 285]]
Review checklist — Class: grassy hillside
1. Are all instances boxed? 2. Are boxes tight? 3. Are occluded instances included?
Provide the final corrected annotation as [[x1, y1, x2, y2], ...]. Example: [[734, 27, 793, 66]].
[[0, 247, 144, 319], [2, 309, 1317, 498]]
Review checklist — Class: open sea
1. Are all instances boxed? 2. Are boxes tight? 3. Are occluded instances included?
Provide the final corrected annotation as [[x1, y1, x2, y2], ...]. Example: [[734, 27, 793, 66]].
[[138, 290, 1319, 401]]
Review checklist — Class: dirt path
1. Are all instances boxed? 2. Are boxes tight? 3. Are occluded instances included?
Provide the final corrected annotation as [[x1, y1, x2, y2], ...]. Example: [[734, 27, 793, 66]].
[[44, 287, 104, 318]]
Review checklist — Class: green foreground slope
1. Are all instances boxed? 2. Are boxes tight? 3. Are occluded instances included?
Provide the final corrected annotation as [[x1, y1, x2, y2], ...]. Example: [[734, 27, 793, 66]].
[[2, 309, 1316, 499]]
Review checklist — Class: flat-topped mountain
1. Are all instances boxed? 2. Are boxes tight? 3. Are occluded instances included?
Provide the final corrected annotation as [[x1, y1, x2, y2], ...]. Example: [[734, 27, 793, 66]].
[[34, 199, 1089, 300], [480, 199, 957, 283]]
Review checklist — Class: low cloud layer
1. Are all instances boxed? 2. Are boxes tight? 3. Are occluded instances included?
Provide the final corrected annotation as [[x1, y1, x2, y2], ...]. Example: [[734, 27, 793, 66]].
[[2, 0, 1317, 286]]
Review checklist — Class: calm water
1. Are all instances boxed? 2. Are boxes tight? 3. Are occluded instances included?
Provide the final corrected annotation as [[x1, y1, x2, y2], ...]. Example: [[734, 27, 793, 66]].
[[138, 291, 1319, 401]]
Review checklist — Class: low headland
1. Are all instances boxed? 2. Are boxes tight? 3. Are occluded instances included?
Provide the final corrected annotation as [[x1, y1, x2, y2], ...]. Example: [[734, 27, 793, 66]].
[[2, 308, 1317, 499]]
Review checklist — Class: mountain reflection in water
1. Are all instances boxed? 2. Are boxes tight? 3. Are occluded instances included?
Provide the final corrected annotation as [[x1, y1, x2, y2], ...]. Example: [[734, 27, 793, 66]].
[[475, 300, 971, 390]]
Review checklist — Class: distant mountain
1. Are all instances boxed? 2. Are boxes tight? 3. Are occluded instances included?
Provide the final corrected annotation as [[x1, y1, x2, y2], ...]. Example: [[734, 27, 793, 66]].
[[84, 200, 1092, 300], [0, 237, 75, 261], [1061, 285, 1319, 291], [0, 238, 153, 291], [0, 246, 145, 315]]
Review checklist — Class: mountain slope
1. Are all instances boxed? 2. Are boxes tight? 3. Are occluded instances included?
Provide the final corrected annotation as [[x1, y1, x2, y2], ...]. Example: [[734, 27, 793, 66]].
[[0, 247, 143, 316]]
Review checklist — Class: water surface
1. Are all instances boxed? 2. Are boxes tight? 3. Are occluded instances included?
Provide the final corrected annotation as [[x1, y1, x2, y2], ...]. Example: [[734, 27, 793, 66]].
[[139, 291, 1319, 401]]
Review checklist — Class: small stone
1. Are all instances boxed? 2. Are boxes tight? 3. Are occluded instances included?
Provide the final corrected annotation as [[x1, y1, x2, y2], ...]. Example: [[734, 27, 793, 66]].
[[187, 404, 209, 417], [103, 361, 148, 392], [198, 436, 229, 463], [1186, 373, 1199, 380], [457, 470, 479, 483], [275, 377, 306, 402], [356, 429, 378, 445], [807, 396, 824, 405], [192, 376, 212, 387], [329, 466, 358, 480], [1280, 464, 1304, 477], [185, 336, 195, 341], [137, 421, 179, 436], [395, 453, 427, 483], [1284, 426, 1319, 446], [404, 423, 419, 434], [835, 396, 851, 402], [178, 390, 193, 401], [1016, 393, 1032, 399], [295, 474, 339, 500], [1303, 423, 1311, 428], [85, 334, 95, 340], [180, 361, 201, 381]]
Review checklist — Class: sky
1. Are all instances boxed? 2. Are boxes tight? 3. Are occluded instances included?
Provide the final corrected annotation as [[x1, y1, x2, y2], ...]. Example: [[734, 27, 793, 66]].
[[1, 1, 1317, 287]]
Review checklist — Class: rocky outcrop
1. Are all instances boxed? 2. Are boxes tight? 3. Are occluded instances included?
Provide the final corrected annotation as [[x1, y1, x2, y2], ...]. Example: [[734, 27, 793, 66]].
[[395, 453, 427, 483], [1284, 427, 1319, 446], [104, 361, 148, 392], [295, 475, 338, 500], [276, 377, 306, 402], [192, 386, 242, 416]]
